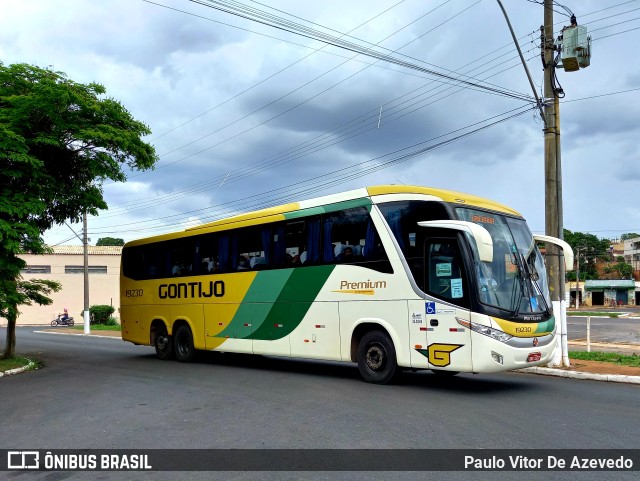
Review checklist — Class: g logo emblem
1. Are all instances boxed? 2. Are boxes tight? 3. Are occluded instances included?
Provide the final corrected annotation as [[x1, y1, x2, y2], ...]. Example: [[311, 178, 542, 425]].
[[416, 343, 463, 367]]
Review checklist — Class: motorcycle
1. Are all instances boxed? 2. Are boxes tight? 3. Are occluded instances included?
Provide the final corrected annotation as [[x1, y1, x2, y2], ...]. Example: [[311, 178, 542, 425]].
[[51, 316, 75, 327]]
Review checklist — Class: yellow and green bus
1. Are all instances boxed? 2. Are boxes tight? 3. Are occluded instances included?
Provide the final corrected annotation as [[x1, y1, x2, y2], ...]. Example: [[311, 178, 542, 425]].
[[120, 185, 572, 383]]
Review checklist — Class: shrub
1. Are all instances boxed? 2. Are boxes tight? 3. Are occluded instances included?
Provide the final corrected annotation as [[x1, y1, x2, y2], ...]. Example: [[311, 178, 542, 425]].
[[103, 316, 119, 326], [89, 305, 115, 325]]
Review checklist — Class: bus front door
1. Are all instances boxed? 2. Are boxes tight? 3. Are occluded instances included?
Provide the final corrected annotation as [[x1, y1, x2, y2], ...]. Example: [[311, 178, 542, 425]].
[[419, 237, 473, 373]]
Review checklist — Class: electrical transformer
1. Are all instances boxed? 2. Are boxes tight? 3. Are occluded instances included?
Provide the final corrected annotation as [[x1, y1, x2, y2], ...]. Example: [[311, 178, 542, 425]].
[[560, 25, 591, 72]]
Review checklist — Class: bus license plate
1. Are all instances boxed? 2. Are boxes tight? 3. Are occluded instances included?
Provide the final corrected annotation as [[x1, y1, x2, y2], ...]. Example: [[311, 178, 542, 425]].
[[527, 352, 542, 362]]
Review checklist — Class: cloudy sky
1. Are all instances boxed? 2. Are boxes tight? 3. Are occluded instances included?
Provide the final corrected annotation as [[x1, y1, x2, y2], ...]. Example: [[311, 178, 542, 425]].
[[2, 0, 639, 245]]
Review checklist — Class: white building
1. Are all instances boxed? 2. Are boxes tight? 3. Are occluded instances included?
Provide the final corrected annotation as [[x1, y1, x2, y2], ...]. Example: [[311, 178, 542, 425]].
[[623, 236, 640, 272], [4, 246, 122, 325]]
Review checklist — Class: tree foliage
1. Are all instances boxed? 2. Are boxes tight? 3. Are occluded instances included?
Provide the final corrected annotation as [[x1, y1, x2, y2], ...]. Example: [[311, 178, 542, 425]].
[[620, 233, 640, 241], [563, 229, 612, 282], [96, 237, 125, 246], [603, 262, 634, 280], [0, 63, 157, 358]]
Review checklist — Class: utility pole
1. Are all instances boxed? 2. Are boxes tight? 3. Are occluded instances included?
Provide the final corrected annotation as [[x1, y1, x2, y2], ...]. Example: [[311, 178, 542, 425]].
[[83, 211, 90, 335], [542, 0, 569, 367], [575, 249, 581, 309]]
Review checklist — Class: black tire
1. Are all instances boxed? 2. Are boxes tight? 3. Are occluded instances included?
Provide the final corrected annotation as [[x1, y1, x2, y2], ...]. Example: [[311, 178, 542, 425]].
[[174, 325, 195, 363], [68, 319, 75, 327], [357, 330, 399, 384], [154, 325, 173, 360], [51, 320, 58, 327]]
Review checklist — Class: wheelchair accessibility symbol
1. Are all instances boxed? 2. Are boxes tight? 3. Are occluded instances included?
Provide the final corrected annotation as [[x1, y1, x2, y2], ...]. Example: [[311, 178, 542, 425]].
[[425, 302, 436, 314]]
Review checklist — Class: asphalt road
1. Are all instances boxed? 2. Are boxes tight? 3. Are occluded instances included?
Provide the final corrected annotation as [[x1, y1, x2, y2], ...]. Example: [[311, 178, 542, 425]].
[[566, 315, 640, 345], [1, 328, 638, 481]]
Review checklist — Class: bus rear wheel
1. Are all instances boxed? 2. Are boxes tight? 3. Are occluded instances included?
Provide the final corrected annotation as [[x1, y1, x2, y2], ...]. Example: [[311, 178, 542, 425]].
[[357, 331, 399, 384], [154, 325, 173, 360], [174, 325, 195, 363]]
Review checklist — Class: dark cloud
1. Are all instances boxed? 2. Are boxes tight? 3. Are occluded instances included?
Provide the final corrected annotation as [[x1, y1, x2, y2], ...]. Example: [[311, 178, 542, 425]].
[[2, 0, 640, 243]]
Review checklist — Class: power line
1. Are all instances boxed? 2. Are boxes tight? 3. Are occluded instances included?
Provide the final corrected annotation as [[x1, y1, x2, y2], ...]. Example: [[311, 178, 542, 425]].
[[64, 80, 639, 241], [95, 49, 539, 219], [128, 0, 629, 183], [594, 24, 640, 39], [85, 105, 534, 235], [561, 86, 640, 103], [141, 0, 540, 156], [188, 0, 533, 103], [126, 0, 488, 176], [43, 3, 640, 241], [136, 1, 634, 182], [149, 0, 526, 168], [141, 0, 408, 142]]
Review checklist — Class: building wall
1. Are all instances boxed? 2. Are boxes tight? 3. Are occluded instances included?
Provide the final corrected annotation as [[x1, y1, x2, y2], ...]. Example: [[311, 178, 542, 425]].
[[3, 247, 122, 326], [565, 281, 637, 307], [623, 237, 640, 272]]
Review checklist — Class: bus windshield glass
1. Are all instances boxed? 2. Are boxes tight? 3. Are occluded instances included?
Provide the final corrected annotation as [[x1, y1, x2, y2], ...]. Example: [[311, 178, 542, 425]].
[[456, 208, 551, 319]]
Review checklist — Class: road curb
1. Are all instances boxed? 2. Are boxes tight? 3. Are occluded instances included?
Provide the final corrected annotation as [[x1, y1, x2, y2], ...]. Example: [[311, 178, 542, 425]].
[[33, 330, 122, 340], [520, 366, 640, 384], [0, 359, 36, 378]]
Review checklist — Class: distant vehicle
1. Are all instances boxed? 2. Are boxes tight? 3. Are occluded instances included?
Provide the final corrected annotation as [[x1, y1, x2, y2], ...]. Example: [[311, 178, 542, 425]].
[[120, 185, 573, 384], [51, 316, 74, 327]]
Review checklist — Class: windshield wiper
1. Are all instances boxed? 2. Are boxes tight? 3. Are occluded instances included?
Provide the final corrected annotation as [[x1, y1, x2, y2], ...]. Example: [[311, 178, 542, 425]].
[[516, 252, 552, 318], [522, 252, 552, 317], [508, 248, 527, 318]]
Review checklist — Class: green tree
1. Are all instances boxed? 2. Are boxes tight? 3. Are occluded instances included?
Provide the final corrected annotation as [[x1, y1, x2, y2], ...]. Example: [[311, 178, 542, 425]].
[[620, 233, 640, 241], [603, 262, 633, 279], [563, 229, 611, 282], [96, 237, 125, 246], [0, 63, 157, 358]]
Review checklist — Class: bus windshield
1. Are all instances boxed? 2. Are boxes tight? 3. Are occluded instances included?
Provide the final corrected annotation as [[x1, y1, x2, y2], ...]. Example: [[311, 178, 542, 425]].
[[456, 208, 551, 319]]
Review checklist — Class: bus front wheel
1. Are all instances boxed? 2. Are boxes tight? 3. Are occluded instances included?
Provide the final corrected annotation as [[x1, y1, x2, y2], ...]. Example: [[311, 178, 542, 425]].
[[174, 325, 195, 363], [154, 325, 173, 360], [357, 331, 399, 384]]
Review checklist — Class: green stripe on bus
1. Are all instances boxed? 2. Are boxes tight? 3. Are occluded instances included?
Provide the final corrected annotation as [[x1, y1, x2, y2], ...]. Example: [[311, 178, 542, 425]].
[[534, 317, 555, 334], [283, 198, 372, 220], [217, 269, 293, 338], [247, 265, 335, 340]]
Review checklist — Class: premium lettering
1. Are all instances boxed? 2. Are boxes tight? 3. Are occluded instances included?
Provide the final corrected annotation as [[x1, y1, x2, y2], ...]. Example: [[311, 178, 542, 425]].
[[340, 280, 387, 290]]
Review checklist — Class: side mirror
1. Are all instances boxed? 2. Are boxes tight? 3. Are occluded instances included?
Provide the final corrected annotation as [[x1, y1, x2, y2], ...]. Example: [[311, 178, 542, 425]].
[[417, 220, 493, 263], [533, 234, 574, 271]]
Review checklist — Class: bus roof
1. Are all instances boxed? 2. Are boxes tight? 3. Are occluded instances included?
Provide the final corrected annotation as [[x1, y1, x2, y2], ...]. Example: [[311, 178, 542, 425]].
[[193, 185, 521, 227], [126, 185, 521, 245]]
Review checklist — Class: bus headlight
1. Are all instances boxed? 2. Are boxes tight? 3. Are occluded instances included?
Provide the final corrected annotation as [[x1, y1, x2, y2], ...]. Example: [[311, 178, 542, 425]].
[[456, 318, 513, 343]]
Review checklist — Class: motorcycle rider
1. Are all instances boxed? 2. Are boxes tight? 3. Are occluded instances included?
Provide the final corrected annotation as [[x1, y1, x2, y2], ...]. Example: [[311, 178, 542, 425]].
[[58, 307, 69, 322]]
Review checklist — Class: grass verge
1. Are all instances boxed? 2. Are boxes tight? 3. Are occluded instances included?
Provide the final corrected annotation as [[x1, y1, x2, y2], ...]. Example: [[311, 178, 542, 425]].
[[0, 356, 34, 372], [569, 351, 640, 367], [72, 324, 121, 331], [566, 311, 619, 318]]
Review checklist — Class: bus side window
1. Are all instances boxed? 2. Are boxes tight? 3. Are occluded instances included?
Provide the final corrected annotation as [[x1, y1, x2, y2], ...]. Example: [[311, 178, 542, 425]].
[[284, 220, 305, 267], [322, 207, 392, 273], [234, 225, 272, 271], [378, 200, 449, 291]]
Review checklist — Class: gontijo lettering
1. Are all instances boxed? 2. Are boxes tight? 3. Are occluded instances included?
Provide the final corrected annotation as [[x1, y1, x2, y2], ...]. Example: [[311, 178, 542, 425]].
[[159, 281, 224, 299]]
